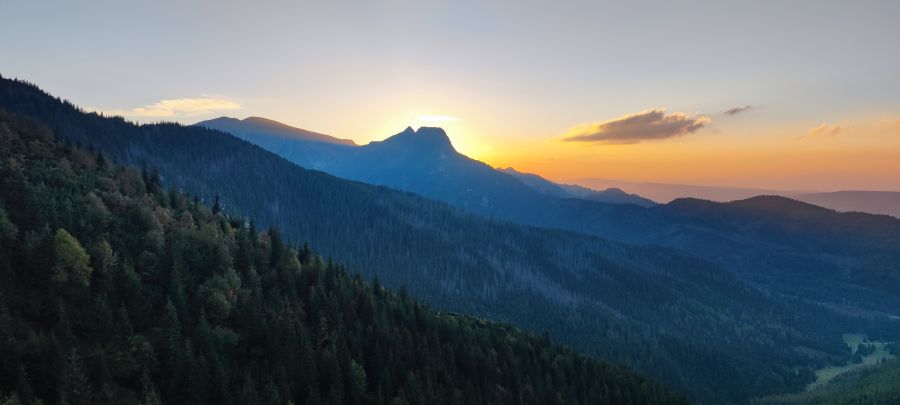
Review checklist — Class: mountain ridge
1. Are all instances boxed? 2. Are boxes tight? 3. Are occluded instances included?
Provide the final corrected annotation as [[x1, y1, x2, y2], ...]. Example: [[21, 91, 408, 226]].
[[193, 115, 900, 316], [572, 178, 900, 218], [198, 115, 356, 145], [793, 190, 900, 218]]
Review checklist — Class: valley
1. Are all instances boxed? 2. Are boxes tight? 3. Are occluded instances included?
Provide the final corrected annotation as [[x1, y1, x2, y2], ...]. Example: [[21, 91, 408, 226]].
[[807, 334, 895, 392]]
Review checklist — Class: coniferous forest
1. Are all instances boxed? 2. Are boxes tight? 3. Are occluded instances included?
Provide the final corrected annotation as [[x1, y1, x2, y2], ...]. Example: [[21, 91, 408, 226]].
[[0, 110, 688, 404], [3, 76, 899, 404]]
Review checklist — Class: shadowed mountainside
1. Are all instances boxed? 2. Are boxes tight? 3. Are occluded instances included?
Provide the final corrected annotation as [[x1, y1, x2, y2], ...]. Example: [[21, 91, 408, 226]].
[[2, 75, 888, 402], [0, 111, 687, 404]]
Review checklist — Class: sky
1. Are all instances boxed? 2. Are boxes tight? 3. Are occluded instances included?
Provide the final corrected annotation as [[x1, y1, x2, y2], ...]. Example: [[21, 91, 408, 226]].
[[2, 0, 899, 191]]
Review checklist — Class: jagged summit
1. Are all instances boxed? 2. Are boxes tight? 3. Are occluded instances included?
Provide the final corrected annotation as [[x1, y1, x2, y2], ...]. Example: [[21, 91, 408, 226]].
[[374, 126, 456, 152]]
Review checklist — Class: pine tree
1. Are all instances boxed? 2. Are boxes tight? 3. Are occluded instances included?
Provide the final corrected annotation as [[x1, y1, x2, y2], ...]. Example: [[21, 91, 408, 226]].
[[139, 372, 162, 405], [269, 227, 284, 268], [95, 151, 106, 170], [52, 228, 93, 287], [60, 350, 92, 405]]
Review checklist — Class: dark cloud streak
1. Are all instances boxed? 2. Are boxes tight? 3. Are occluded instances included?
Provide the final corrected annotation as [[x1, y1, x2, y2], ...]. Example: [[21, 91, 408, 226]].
[[563, 109, 710, 144], [724, 105, 757, 116]]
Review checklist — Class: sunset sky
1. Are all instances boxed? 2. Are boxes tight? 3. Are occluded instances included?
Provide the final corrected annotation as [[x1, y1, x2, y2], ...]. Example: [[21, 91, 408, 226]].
[[2, 0, 899, 191]]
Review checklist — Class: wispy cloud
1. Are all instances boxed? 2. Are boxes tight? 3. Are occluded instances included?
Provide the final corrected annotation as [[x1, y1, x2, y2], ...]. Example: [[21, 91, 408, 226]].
[[562, 109, 710, 144], [723, 105, 757, 116], [95, 97, 242, 119], [807, 123, 842, 138]]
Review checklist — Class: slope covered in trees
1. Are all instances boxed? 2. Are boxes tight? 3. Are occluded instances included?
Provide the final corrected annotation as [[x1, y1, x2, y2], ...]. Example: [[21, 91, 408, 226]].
[[761, 357, 900, 404], [200, 111, 900, 317], [1, 76, 893, 403], [0, 110, 688, 404], [797, 357, 900, 404]]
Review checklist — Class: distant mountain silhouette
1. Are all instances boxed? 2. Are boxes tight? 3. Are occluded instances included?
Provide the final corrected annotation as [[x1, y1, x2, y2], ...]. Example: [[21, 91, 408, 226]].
[[199, 121, 573, 217], [189, 116, 900, 315], [571, 178, 801, 203], [198, 116, 356, 145], [585, 187, 656, 207], [574, 178, 900, 218], [500, 167, 656, 207], [203, 116, 659, 211], [794, 191, 900, 218], [497, 167, 573, 198], [196, 116, 355, 170], [329, 127, 562, 215], [198, 117, 653, 216]]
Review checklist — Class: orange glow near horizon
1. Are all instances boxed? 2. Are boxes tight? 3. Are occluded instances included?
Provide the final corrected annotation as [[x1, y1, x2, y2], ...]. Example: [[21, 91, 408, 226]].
[[8, 0, 899, 194], [84, 86, 900, 193], [443, 117, 900, 192]]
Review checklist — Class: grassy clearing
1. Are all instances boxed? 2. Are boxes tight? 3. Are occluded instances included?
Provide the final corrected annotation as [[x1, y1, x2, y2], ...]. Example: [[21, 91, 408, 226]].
[[805, 334, 895, 392]]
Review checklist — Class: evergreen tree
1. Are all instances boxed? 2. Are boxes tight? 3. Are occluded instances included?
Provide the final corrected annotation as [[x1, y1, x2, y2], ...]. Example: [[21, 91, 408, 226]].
[[60, 350, 92, 405], [52, 228, 93, 287], [95, 151, 106, 170]]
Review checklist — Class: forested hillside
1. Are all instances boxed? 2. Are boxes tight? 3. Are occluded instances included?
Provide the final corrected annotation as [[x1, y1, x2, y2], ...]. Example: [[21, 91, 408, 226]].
[[760, 357, 900, 404], [199, 110, 900, 318], [656, 196, 900, 313], [0, 76, 889, 403], [0, 110, 687, 404], [796, 358, 900, 404]]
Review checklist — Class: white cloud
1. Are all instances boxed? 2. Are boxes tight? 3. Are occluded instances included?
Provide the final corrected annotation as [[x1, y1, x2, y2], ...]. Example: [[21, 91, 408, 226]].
[[94, 97, 241, 119], [807, 123, 842, 138]]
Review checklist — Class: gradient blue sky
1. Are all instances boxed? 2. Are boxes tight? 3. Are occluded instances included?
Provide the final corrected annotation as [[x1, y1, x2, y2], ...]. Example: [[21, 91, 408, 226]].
[[2, 0, 899, 190]]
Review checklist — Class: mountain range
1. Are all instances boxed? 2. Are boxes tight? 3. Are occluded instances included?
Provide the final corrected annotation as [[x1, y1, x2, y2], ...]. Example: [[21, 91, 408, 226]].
[[3, 75, 900, 403], [497, 167, 657, 207], [198, 115, 900, 316], [198, 117, 658, 209], [792, 191, 900, 218], [572, 178, 900, 218]]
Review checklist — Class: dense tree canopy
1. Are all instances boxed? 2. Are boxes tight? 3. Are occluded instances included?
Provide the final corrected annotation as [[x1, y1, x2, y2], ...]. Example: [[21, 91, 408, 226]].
[[0, 110, 688, 404]]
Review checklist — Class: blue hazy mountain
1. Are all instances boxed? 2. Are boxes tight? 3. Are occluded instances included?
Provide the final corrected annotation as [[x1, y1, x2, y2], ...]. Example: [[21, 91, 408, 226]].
[[496, 167, 573, 198], [200, 116, 646, 208], [200, 117, 659, 211], [198, 115, 356, 145], [585, 187, 657, 207], [793, 190, 900, 218], [569, 178, 900, 217], [196, 116, 355, 169], [199, 120, 582, 216], [497, 167, 657, 207], [194, 117, 900, 315], [321, 127, 558, 214]]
